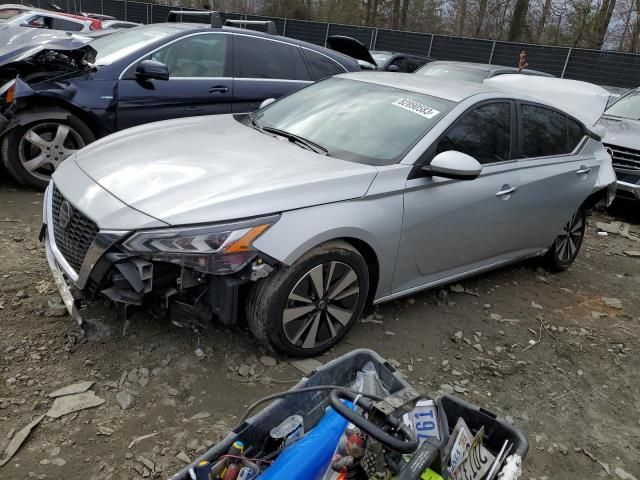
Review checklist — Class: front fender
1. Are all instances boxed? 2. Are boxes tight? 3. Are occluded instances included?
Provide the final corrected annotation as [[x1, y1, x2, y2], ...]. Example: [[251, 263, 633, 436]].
[[253, 194, 404, 301]]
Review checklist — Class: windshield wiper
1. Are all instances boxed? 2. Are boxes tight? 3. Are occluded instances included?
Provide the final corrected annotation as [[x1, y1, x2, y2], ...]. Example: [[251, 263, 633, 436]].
[[261, 126, 329, 156]]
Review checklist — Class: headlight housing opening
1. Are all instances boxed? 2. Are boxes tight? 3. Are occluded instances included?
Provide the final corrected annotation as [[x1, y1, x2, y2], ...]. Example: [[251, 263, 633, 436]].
[[120, 215, 279, 274]]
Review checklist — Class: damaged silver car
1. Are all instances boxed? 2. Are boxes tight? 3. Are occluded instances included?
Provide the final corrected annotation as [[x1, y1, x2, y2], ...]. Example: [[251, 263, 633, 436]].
[[43, 73, 616, 357]]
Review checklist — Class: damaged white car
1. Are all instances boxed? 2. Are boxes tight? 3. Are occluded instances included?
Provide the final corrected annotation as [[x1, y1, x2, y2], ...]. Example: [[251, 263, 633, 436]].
[[43, 73, 616, 357]]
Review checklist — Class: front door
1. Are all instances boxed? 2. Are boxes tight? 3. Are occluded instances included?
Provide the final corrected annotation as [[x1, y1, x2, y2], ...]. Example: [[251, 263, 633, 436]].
[[393, 101, 524, 294], [116, 32, 233, 130]]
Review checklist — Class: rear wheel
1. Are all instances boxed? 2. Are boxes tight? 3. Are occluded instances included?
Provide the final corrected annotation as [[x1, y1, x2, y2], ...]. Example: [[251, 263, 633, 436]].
[[247, 241, 369, 357], [1, 109, 95, 189], [544, 208, 586, 272]]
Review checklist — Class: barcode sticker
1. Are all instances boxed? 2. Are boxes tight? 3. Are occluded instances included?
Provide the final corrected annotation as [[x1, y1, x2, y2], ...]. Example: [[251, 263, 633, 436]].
[[392, 98, 440, 118]]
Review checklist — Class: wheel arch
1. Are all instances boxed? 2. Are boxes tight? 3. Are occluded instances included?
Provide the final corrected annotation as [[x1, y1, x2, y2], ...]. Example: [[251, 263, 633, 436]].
[[7, 98, 103, 139], [265, 232, 382, 311]]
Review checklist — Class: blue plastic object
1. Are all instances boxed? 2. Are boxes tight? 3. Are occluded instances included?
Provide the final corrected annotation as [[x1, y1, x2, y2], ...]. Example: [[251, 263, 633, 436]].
[[257, 404, 351, 480]]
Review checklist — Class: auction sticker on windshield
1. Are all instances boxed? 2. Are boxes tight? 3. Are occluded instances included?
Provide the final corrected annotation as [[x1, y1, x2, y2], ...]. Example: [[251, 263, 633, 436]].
[[392, 98, 440, 119]]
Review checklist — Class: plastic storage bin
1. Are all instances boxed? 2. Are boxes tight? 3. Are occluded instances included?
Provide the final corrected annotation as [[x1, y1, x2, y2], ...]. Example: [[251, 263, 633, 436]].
[[169, 349, 528, 480]]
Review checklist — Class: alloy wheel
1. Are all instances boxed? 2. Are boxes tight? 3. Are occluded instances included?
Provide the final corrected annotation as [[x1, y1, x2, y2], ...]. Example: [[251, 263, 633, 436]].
[[18, 122, 85, 182], [554, 211, 583, 263], [282, 261, 360, 349]]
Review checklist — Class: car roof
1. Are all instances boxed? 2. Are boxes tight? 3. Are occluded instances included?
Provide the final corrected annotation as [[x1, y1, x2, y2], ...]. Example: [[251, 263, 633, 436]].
[[425, 60, 552, 76], [153, 22, 359, 66], [338, 71, 495, 102]]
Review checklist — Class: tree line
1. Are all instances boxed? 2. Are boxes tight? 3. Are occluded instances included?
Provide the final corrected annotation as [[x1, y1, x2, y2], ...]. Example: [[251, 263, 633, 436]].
[[190, 0, 640, 53]]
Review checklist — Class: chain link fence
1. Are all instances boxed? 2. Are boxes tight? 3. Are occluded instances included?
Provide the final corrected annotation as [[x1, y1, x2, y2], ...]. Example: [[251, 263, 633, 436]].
[[24, 0, 640, 89]]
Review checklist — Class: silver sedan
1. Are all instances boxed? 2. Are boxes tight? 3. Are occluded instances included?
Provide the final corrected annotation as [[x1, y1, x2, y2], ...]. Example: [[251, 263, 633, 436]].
[[43, 73, 616, 357]]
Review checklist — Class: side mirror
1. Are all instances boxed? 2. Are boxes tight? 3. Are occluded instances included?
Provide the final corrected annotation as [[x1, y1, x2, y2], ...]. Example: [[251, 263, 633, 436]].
[[422, 151, 482, 180], [386, 64, 400, 72], [135, 59, 169, 81], [259, 98, 276, 109]]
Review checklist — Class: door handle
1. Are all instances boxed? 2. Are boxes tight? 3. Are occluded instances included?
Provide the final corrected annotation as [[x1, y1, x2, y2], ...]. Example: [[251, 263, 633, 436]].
[[209, 85, 229, 94], [496, 186, 517, 197], [576, 167, 592, 176]]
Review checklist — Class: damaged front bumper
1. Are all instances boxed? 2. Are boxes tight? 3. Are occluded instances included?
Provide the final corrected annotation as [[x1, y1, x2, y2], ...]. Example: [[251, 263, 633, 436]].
[[42, 183, 276, 330]]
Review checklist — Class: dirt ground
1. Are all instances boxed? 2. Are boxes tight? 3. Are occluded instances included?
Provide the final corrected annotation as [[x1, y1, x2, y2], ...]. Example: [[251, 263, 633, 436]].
[[0, 176, 639, 480]]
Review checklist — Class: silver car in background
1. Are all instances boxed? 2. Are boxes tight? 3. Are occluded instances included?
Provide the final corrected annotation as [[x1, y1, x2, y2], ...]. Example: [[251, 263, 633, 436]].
[[42, 73, 616, 357], [597, 87, 640, 202]]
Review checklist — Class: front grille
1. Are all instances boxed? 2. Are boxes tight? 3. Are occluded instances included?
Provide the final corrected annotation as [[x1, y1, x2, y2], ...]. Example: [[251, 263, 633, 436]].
[[51, 185, 99, 273], [605, 143, 640, 171]]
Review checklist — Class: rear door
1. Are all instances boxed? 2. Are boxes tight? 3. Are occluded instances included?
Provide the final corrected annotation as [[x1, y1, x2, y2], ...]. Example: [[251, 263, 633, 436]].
[[393, 101, 524, 294], [116, 32, 233, 130], [514, 103, 597, 250], [231, 34, 313, 113]]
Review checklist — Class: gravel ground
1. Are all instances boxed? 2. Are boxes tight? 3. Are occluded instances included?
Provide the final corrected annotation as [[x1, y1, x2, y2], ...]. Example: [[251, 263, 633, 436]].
[[0, 178, 639, 480]]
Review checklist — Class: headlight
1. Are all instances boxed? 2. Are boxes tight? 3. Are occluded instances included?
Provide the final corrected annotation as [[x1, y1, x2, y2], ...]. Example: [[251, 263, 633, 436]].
[[120, 215, 279, 274]]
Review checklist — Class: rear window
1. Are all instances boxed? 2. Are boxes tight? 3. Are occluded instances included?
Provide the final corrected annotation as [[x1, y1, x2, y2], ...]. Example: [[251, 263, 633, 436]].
[[302, 49, 346, 80], [415, 64, 488, 83]]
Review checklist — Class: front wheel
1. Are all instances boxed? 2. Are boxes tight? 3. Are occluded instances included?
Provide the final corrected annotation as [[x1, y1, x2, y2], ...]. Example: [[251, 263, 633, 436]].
[[543, 208, 586, 272], [247, 241, 369, 357], [1, 109, 95, 189]]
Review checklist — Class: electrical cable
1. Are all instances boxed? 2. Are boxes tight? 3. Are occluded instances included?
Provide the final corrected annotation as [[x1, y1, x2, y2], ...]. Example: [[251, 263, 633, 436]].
[[237, 385, 384, 424]]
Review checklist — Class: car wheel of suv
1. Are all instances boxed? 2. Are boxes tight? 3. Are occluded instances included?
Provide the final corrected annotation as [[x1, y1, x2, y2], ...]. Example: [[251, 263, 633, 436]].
[[544, 208, 586, 272], [247, 241, 369, 357], [1, 110, 95, 189]]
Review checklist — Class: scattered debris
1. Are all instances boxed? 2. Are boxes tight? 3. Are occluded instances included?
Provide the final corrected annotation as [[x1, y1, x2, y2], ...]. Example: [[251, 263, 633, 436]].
[[260, 355, 277, 367], [602, 297, 623, 310], [623, 250, 640, 258], [190, 412, 211, 421], [46, 391, 105, 419], [128, 432, 159, 449], [531, 301, 544, 310], [581, 448, 612, 476], [176, 451, 191, 464], [450, 284, 465, 293], [49, 381, 95, 398], [288, 358, 323, 376], [360, 315, 384, 324], [0, 415, 44, 467], [194, 348, 205, 360], [614, 467, 638, 480], [596, 221, 639, 241], [116, 390, 135, 410], [97, 426, 114, 436]]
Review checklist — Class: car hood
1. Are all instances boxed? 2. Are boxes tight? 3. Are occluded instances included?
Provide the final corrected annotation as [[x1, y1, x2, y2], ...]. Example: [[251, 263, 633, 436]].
[[74, 115, 379, 226], [597, 116, 640, 150], [0, 26, 92, 66]]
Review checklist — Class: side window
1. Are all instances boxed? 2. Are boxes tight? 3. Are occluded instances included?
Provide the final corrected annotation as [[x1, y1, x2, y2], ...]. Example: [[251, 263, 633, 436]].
[[236, 36, 310, 81], [521, 104, 574, 157], [151, 34, 228, 78], [567, 117, 585, 152], [50, 18, 84, 31], [436, 102, 511, 164], [303, 49, 346, 80]]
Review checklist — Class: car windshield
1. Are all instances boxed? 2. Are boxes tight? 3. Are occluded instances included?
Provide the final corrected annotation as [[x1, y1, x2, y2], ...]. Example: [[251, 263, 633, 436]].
[[604, 90, 640, 120], [253, 77, 453, 166], [0, 8, 24, 21], [90, 25, 177, 65], [415, 64, 488, 83]]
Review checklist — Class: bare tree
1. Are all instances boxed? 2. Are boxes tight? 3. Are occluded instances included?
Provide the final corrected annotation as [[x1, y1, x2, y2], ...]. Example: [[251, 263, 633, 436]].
[[535, 0, 553, 41], [593, 0, 618, 48], [475, 0, 489, 36], [631, 0, 640, 52], [507, 0, 531, 41]]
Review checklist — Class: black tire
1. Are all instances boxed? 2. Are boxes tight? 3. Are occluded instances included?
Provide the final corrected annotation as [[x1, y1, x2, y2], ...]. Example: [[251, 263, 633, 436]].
[[247, 240, 369, 357], [1, 108, 95, 189], [543, 208, 586, 272]]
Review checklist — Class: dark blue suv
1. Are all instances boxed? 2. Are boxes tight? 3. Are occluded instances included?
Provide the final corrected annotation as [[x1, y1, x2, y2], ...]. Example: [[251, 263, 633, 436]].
[[0, 21, 359, 187]]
